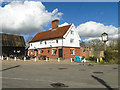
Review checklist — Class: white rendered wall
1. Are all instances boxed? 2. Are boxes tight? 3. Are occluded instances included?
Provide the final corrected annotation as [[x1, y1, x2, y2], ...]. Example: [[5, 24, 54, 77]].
[[63, 24, 80, 47], [29, 39, 63, 49]]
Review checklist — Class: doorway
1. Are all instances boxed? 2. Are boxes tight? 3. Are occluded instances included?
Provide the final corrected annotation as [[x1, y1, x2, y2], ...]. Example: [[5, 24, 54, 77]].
[[58, 49, 63, 58]]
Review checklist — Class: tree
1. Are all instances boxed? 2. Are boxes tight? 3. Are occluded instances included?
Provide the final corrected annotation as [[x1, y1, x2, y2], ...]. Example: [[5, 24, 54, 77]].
[[88, 39, 104, 51]]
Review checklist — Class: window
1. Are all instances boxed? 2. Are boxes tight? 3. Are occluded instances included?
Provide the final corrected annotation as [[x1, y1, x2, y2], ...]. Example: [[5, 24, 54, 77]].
[[70, 49, 75, 55], [45, 41, 47, 44], [71, 31, 74, 35], [52, 49, 57, 55], [56, 40, 58, 43], [39, 50, 43, 54], [48, 50, 50, 53], [83, 49, 85, 52], [70, 39, 74, 43], [40, 41, 42, 44], [31, 44, 32, 46]]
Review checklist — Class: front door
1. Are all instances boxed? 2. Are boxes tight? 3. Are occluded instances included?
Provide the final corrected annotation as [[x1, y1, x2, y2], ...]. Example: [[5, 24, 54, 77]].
[[59, 49, 63, 58]]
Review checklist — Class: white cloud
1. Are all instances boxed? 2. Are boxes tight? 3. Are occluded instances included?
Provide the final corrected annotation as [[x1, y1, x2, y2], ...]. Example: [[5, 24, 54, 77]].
[[83, 37, 102, 42], [76, 21, 118, 38], [0, 1, 63, 34], [59, 22, 69, 27]]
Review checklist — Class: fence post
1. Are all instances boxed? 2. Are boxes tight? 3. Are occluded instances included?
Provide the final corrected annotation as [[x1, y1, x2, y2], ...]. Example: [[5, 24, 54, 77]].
[[35, 57, 37, 62], [71, 58, 73, 62], [7, 57, 8, 60], [1, 56, 3, 60], [46, 57, 48, 62], [58, 58, 60, 62], [97, 58, 99, 63], [24, 57, 26, 62], [14, 57, 16, 61]]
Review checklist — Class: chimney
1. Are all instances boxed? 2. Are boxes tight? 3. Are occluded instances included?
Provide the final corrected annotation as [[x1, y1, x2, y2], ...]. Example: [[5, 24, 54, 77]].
[[52, 19, 59, 29]]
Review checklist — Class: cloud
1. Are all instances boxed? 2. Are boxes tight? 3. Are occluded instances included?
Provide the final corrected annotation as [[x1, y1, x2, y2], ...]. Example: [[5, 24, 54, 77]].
[[59, 22, 69, 27], [76, 21, 118, 38], [0, 1, 63, 34], [83, 37, 101, 42]]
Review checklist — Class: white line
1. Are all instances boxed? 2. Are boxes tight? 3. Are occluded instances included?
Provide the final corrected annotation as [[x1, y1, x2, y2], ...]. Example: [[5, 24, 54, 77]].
[[0, 77, 56, 83]]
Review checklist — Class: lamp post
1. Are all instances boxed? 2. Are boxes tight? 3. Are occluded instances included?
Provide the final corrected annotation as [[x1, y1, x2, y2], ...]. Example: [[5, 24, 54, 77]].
[[101, 32, 108, 51]]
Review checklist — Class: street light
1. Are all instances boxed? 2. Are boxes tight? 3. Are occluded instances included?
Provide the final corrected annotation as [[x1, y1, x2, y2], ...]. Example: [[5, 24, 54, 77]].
[[102, 32, 108, 51]]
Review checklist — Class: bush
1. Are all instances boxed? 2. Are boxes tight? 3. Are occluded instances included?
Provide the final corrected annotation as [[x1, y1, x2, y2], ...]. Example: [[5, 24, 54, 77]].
[[86, 56, 97, 61], [104, 51, 118, 63], [81, 56, 85, 60]]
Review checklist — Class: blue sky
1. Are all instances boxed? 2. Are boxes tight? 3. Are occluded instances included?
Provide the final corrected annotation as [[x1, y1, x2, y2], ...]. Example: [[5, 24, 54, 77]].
[[0, 1, 118, 41], [43, 2, 118, 28]]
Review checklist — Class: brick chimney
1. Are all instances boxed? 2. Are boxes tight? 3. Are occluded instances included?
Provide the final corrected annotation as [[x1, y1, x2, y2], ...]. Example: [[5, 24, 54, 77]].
[[52, 19, 59, 29]]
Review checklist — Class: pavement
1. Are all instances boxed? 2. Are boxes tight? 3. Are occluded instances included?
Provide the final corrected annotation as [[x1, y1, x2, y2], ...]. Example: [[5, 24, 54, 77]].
[[1, 58, 119, 89]]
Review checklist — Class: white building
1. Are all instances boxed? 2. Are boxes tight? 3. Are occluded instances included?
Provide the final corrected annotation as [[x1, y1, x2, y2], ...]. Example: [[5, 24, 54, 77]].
[[28, 19, 85, 59]]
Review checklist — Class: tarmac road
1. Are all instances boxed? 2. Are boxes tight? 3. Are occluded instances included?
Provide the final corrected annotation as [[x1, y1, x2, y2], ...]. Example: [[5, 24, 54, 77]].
[[1, 60, 118, 89]]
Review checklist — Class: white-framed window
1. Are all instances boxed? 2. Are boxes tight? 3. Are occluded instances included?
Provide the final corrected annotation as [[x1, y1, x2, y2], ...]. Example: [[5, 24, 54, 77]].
[[52, 49, 57, 55], [39, 50, 43, 54], [70, 38, 74, 43], [70, 49, 75, 55], [71, 31, 74, 35], [31, 44, 32, 46], [40, 41, 42, 44]]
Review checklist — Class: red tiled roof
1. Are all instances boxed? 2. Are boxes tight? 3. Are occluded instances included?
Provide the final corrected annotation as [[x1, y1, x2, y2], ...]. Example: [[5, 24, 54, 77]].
[[29, 24, 72, 43]]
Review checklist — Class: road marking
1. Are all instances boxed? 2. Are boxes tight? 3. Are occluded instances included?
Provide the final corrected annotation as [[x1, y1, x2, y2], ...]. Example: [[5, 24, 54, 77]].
[[0, 77, 56, 83]]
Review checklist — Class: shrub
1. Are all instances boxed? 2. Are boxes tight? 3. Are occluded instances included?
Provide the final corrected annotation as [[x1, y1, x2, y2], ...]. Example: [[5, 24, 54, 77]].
[[81, 56, 85, 60], [86, 56, 97, 61], [104, 51, 118, 63]]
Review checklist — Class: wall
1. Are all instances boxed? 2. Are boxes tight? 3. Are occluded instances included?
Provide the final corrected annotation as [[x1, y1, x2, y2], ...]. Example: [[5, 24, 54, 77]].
[[62, 47, 81, 59], [63, 24, 80, 47], [29, 47, 86, 59], [85, 51, 104, 57], [29, 38, 63, 49]]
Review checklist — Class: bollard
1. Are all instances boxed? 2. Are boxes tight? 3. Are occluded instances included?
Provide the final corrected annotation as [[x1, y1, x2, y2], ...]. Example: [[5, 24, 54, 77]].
[[71, 58, 73, 62], [58, 58, 60, 62], [35, 57, 37, 62], [97, 58, 99, 63], [7, 57, 8, 60], [2, 56, 3, 60], [0, 56, 1, 59], [46, 57, 48, 62], [14, 57, 16, 61], [83, 58, 86, 63], [24, 57, 26, 62]]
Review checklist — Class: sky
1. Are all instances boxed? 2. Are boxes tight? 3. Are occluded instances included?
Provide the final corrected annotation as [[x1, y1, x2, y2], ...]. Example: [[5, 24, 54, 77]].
[[0, 0, 119, 42]]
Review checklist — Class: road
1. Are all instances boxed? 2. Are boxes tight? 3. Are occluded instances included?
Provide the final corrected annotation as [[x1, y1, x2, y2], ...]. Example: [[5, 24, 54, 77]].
[[1, 60, 118, 89]]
